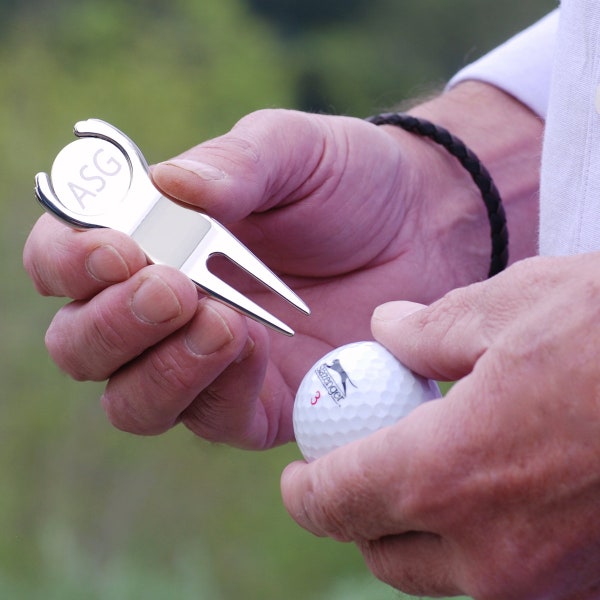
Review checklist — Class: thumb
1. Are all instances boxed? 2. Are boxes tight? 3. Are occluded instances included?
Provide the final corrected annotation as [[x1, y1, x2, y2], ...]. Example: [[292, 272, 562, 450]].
[[371, 288, 490, 381], [151, 109, 332, 224]]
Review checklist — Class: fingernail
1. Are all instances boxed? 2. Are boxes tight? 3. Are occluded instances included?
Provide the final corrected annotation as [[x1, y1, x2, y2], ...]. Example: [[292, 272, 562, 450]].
[[185, 302, 233, 356], [132, 275, 182, 324], [234, 336, 256, 364], [158, 159, 226, 181], [86, 245, 130, 283], [373, 301, 426, 322]]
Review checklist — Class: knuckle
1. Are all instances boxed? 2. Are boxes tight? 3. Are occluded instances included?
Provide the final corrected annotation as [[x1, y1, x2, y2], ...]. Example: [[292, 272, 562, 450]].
[[505, 254, 551, 288], [304, 489, 352, 541], [359, 539, 399, 587], [86, 307, 130, 372], [23, 240, 53, 297], [360, 538, 429, 595], [234, 107, 288, 132], [23, 241, 69, 298], [395, 421, 468, 530], [101, 386, 174, 436], [359, 535, 460, 597], [47, 302, 131, 381], [430, 286, 474, 329], [144, 348, 202, 398], [32, 225, 86, 298], [204, 125, 262, 167], [307, 458, 374, 541], [25, 260, 55, 297], [44, 305, 93, 381], [23, 219, 53, 295], [418, 287, 471, 344], [399, 472, 443, 527], [416, 287, 486, 375]]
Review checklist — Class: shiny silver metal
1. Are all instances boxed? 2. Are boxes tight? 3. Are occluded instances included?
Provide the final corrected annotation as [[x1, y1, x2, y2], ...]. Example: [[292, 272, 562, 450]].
[[35, 119, 310, 336]]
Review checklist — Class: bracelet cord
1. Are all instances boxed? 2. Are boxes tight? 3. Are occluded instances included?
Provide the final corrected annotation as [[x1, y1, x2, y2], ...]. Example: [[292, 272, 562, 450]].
[[366, 112, 508, 278]]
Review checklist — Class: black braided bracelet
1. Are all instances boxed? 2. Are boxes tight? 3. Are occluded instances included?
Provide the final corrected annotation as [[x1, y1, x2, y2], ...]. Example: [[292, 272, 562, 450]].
[[366, 112, 508, 278]]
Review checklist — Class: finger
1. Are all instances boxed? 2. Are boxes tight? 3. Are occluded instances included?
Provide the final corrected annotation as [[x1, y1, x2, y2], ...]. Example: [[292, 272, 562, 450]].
[[281, 400, 450, 542], [102, 298, 254, 436], [371, 260, 552, 381], [358, 533, 462, 597], [280, 389, 482, 597], [152, 111, 409, 279], [151, 109, 333, 223], [371, 275, 507, 381], [180, 319, 287, 449], [152, 110, 399, 219], [46, 265, 198, 381], [23, 214, 147, 299]]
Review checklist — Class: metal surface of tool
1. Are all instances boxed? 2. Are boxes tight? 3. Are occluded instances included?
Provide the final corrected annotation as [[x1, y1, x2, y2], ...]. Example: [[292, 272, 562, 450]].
[[35, 119, 310, 336]]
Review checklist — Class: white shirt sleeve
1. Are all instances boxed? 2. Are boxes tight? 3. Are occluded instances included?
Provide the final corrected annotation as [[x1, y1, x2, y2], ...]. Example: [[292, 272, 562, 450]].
[[447, 9, 559, 118]]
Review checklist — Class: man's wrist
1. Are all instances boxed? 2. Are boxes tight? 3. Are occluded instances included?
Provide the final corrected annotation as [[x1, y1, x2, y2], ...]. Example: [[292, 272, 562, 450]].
[[409, 81, 543, 263], [367, 111, 508, 278]]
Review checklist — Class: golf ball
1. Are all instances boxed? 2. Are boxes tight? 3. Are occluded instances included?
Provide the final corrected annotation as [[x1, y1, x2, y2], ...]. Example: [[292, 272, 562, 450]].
[[293, 341, 441, 461]]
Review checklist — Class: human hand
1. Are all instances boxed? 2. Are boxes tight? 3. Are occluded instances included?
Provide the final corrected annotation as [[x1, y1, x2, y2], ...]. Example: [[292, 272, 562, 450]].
[[23, 83, 540, 450], [281, 254, 600, 599]]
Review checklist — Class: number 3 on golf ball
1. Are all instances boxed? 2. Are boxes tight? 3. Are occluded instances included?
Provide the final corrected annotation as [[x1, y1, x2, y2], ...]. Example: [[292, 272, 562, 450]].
[[293, 341, 441, 461]]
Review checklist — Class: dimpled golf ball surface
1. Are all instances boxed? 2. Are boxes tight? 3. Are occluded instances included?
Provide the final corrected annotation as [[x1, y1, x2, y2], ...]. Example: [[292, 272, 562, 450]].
[[293, 341, 441, 462]]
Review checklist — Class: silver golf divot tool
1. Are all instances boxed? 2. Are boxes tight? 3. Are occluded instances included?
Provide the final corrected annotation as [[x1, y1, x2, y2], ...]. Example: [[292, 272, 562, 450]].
[[34, 119, 310, 336]]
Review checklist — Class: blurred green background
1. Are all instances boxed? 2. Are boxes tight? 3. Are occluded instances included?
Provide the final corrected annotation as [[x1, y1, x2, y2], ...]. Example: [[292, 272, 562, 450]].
[[1, 1, 554, 598]]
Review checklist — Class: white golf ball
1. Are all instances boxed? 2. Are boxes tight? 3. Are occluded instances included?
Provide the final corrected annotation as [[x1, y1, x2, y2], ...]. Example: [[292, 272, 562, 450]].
[[293, 341, 441, 462]]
